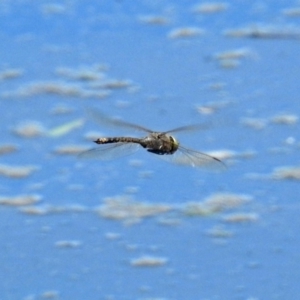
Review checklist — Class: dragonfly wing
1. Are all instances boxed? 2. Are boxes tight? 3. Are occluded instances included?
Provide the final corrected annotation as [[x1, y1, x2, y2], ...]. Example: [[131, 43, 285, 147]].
[[162, 145, 226, 170], [88, 109, 152, 133], [164, 124, 209, 134], [78, 142, 140, 160]]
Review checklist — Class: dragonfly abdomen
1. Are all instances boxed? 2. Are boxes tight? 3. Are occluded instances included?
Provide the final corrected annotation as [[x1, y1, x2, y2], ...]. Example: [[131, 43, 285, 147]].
[[94, 137, 141, 145]]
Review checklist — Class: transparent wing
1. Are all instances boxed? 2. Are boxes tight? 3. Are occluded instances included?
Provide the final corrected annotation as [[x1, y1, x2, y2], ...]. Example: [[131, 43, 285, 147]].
[[78, 142, 140, 160], [164, 124, 209, 134], [162, 145, 226, 170], [88, 109, 152, 133], [88, 109, 210, 136]]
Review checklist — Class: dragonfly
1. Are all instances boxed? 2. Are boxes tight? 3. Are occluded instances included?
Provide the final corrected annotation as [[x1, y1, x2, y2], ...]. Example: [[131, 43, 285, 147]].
[[80, 110, 225, 169]]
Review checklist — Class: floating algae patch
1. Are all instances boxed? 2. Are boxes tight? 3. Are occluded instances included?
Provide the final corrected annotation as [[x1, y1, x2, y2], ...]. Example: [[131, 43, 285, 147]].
[[223, 25, 300, 39], [40, 290, 60, 299], [41, 3, 67, 15], [207, 149, 256, 163], [18, 205, 49, 215], [55, 64, 106, 81], [55, 240, 82, 248], [0, 144, 18, 155], [192, 2, 228, 14], [24, 290, 60, 300], [217, 58, 240, 69], [213, 48, 255, 61], [130, 255, 168, 267], [95, 196, 172, 223], [206, 149, 237, 161], [241, 118, 267, 130], [90, 79, 134, 90], [2, 81, 110, 99], [270, 114, 298, 125], [0, 164, 39, 178], [168, 27, 205, 39], [50, 104, 74, 115], [0, 68, 23, 80], [47, 119, 85, 137], [222, 213, 259, 223], [138, 15, 170, 25], [205, 225, 234, 238], [53, 144, 89, 156], [19, 204, 87, 215], [282, 7, 300, 17], [271, 166, 300, 180], [196, 100, 232, 115], [213, 48, 257, 69], [0, 194, 41, 206], [183, 193, 252, 216], [12, 121, 45, 138]]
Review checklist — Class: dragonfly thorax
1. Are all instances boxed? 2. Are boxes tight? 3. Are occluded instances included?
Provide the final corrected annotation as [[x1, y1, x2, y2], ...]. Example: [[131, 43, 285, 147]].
[[140, 133, 179, 155]]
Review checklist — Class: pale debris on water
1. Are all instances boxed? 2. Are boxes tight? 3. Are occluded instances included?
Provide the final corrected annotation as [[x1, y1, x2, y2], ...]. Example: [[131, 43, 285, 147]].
[[138, 15, 170, 25], [241, 118, 267, 130], [218, 59, 240, 69], [271, 166, 300, 180], [19, 204, 88, 215], [282, 7, 300, 17], [41, 3, 66, 15], [12, 121, 45, 138], [213, 48, 257, 69], [0, 144, 18, 155], [208, 149, 255, 161], [0, 68, 23, 80], [184, 193, 252, 216], [223, 25, 300, 39], [214, 48, 255, 60], [24, 290, 60, 300], [0, 194, 41, 206], [222, 213, 259, 223], [105, 232, 121, 240], [128, 159, 144, 168], [207, 149, 236, 160], [5, 81, 84, 97], [55, 65, 106, 81], [192, 2, 228, 14], [270, 114, 298, 125], [168, 27, 205, 39], [95, 196, 172, 223], [284, 136, 296, 146], [157, 217, 182, 226], [55, 240, 82, 248], [206, 225, 234, 238], [40, 290, 60, 299], [130, 255, 168, 267], [196, 100, 231, 115], [0, 164, 39, 178], [2, 81, 110, 99], [50, 104, 74, 115], [53, 144, 89, 155], [97, 79, 134, 90], [138, 170, 154, 179]]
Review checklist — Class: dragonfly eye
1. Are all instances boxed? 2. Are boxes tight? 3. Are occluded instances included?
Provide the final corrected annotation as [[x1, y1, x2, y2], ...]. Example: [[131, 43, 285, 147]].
[[169, 136, 176, 143], [169, 135, 179, 153]]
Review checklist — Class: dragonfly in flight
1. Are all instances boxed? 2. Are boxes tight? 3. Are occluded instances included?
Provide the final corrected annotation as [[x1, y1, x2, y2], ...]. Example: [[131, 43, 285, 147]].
[[80, 110, 225, 169]]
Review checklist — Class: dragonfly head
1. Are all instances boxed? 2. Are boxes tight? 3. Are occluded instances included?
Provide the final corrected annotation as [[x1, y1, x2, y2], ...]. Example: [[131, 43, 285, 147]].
[[169, 135, 179, 154]]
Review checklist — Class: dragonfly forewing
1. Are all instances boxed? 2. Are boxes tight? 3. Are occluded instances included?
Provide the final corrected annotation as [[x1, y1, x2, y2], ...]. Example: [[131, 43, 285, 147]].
[[88, 109, 152, 133]]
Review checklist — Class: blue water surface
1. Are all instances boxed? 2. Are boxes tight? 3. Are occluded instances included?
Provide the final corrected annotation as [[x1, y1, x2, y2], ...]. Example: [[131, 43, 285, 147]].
[[1, 1, 300, 299]]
